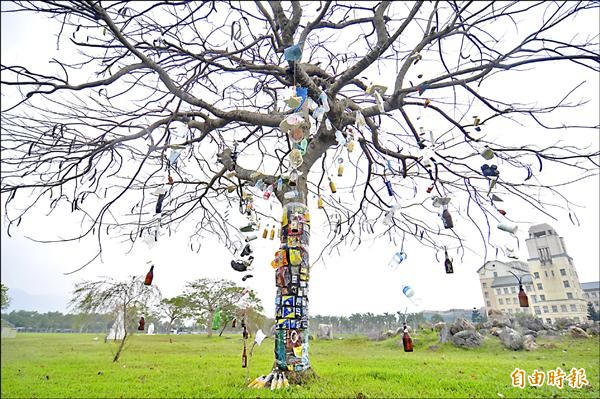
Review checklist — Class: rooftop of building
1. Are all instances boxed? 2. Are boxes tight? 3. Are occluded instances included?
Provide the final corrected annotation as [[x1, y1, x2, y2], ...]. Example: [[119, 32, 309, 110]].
[[581, 281, 600, 291], [527, 223, 559, 239], [491, 274, 534, 288], [476, 259, 529, 274]]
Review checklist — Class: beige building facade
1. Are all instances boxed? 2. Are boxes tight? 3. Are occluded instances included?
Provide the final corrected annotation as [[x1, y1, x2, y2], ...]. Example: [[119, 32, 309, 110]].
[[478, 223, 589, 324]]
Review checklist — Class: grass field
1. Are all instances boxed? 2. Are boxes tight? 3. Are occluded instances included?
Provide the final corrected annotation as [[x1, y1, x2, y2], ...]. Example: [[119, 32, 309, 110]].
[[1, 330, 598, 398]]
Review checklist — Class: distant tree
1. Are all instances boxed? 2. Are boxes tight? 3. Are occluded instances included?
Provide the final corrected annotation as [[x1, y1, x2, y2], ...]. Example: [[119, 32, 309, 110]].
[[430, 313, 444, 324], [1, 283, 10, 310], [587, 302, 599, 322], [158, 296, 192, 334], [69, 275, 161, 362], [471, 307, 482, 323], [183, 278, 262, 338]]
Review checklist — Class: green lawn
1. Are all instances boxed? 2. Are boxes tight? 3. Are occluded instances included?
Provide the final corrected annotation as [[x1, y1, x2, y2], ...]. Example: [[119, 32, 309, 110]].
[[1, 331, 598, 398]]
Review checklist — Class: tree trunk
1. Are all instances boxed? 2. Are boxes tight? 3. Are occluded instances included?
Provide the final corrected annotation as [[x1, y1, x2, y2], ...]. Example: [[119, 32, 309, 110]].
[[207, 310, 214, 338], [219, 317, 229, 337], [113, 331, 127, 362], [267, 199, 317, 386]]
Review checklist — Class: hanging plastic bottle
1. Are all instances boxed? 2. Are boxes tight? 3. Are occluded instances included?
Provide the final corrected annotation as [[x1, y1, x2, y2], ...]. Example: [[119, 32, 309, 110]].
[[277, 177, 283, 192], [335, 130, 346, 146], [263, 185, 273, 200], [337, 158, 344, 177], [269, 227, 275, 240], [401, 284, 423, 306], [262, 225, 269, 239], [289, 170, 299, 187], [388, 250, 407, 269], [329, 177, 337, 193], [317, 196, 324, 209], [289, 148, 303, 168]]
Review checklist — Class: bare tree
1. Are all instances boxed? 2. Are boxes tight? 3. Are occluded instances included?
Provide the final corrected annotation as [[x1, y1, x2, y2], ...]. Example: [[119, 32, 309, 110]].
[[1, 1, 599, 385], [69, 275, 161, 362]]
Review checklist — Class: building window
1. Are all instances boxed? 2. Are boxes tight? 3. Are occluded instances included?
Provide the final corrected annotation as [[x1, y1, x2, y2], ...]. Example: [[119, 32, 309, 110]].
[[544, 271, 549, 278], [531, 295, 537, 303], [534, 306, 541, 315], [534, 272, 540, 279], [570, 304, 577, 312], [493, 272, 498, 277], [563, 280, 570, 288], [537, 283, 543, 290], [574, 317, 579, 322], [513, 298, 518, 304], [482, 282, 487, 288], [496, 289, 501, 295], [486, 301, 491, 307], [538, 247, 552, 264], [499, 298, 504, 305], [551, 305, 558, 313], [561, 305, 567, 312], [543, 306, 549, 313], [546, 318, 552, 324], [551, 270, 555, 277], [540, 295, 546, 301], [484, 291, 489, 297], [503, 288, 509, 294], [560, 269, 566, 276], [508, 308, 513, 314], [510, 286, 516, 294], [567, 292, 573, 299], [527, 284, 533, 291]]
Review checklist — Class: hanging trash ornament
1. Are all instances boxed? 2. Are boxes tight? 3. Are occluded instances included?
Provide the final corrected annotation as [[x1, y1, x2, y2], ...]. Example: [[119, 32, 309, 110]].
[[335, 130, 346, 146], [426, 185, 434, 193], [366, 84, 388, 95], [317, 195, 324, 209], [432, 196, 451, 207], [491, 194, 504, 202], [276, 177, 283, 192], [498, 209, 507, 216], [384, 178, 394, 197], [481, 164, 499, 177], [298, 138, 308, 156], [144, 265, 154, 286], [441, 206, 454, 229], [518, 284, 529, 307], [211, 308, 222, 331], [401, 284, 423, 306], [328, 177, 337, 193], [269, 226, 275, 240], [167, 175, 174, 185], [402, 322, 414, 352], [294, 86, 308, 112], [283, 43, 302, 62], [289, 149, 303, 169], [262, 224, 269, 239], [168, 149, 182, 166], [138, 316, 145, 331], [319, 92, 330, 112], [280, 114, 309, 143], [241, 243, 253, 257], [444, 248, 454, 274], [289, 170, 299, 187], [355, 111, 366, 128], [474, 116, 481, 126], [480, 146, 494, 160], [424, 98, 431, 108], [337, 158, 344, 177], [231, 256, 254, 272], [254, 329, 267, 346], [388, 250, 407, 269], [242, 274, 253, 282], [263, 185, 273, 200], [155, 193, 166, 214], [498, 222, 518, 234]]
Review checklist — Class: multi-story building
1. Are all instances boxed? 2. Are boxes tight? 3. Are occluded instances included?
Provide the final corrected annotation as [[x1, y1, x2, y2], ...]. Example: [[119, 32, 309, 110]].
[[477, 260, 535, 317], [477, 223, 589, 324], [581, 281, 600, 312]]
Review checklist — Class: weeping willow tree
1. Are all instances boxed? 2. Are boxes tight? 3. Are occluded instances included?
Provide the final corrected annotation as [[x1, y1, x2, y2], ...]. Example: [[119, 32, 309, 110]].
[[1, 0, 599, 386]]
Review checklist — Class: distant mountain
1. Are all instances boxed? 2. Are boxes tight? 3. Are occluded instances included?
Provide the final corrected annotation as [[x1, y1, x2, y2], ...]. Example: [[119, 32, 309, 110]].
[[5, 287, 69, 313]]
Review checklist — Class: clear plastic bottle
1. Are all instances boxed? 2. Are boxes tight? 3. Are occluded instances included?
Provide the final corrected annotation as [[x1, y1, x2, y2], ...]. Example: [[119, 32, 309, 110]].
[[388, 251, 407, 269]]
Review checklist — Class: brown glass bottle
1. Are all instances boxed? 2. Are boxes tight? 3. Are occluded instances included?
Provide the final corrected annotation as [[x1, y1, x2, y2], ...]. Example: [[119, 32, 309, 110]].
[[444, 250, 454, 274], [138, 317, 145, 331], [144, 265, 154, 286], [518, 284, 529, 307], [241, 345, 247, 368], [402, 323, 413, 352]]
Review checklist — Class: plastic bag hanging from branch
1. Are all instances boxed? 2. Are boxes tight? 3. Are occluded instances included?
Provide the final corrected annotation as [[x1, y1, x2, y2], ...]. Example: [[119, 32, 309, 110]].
[[211, 308, 222, 331]]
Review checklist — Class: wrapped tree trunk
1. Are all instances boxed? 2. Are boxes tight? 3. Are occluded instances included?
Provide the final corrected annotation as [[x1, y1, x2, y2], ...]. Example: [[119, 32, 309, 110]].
[[250, 197, 317, 388]]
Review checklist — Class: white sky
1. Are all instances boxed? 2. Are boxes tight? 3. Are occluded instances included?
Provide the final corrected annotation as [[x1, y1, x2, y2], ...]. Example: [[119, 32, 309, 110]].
[[1, 3, 598, 317]]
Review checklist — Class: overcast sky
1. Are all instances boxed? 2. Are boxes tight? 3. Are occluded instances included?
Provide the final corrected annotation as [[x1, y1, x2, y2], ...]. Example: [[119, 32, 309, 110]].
[[1, 3, 598, 317]]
